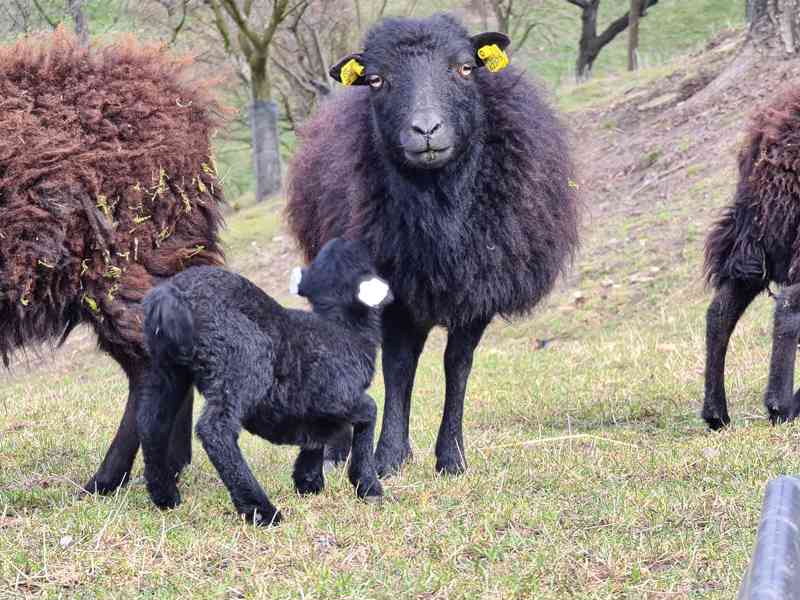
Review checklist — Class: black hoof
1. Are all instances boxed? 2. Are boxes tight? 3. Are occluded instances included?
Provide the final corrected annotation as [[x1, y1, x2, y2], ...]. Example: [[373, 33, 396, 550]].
[[355, 478, 383, 499], [294, 474, 325, 495], [767, 405, 797, 425], [435, 459, 467, 476], [702, 408, 730, 431], [82, 472, 130, 496], [375, 445, 412, 479], [150, 487, 181, 510], [243, 506, 283, 527]]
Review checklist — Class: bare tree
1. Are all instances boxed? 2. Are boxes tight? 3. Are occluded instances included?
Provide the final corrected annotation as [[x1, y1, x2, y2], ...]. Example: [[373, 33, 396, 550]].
[[564, 0, 659, 80], [67, 0, 89, 45], [204, 0, 300, 202]]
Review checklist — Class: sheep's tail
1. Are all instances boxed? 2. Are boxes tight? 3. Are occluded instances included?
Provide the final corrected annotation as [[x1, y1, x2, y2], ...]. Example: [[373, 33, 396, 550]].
[[143, 282, 195, 367]]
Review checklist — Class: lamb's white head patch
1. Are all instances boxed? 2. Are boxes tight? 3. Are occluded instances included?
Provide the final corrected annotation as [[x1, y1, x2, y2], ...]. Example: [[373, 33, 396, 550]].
[[289, 267, 303, 295], [357, 277, 390, 307]]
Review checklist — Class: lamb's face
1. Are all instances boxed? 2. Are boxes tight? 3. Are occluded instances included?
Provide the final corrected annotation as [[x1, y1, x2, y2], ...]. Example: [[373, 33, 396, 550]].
[[329, 15, 510, 171], [291, 239, 392, 311]]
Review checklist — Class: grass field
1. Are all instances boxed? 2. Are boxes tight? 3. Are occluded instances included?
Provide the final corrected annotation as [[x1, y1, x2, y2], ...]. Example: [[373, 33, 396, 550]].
[[1, 4, 794, 599]]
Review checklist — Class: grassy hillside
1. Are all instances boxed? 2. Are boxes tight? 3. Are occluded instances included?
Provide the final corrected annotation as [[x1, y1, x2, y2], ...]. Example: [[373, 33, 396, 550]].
[[1, 7, 795, 600]]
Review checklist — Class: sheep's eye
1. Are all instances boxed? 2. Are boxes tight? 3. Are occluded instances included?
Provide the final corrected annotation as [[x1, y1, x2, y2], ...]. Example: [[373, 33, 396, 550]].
[[458, 64, 474, 79], [367, 75, 383, 89]]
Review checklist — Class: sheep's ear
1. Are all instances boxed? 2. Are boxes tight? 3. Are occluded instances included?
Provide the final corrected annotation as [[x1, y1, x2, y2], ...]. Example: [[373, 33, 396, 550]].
[[357, 276, 392, 308], [330, 53, 367, 86], [289, 267, 303, 296], [470, 32, 511, 72]]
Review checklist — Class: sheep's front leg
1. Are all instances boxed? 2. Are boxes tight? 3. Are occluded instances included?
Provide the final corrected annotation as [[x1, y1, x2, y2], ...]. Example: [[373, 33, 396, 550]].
[[196, 405, 281, 526], [137, 368, 192, 509], [703, 279, 763, 430], [348, 394, 383, 499], [375, 305, 430, 478], [436, 319, 489, 475], [293, 447, 325, 495], [765, 283, 800, 424]]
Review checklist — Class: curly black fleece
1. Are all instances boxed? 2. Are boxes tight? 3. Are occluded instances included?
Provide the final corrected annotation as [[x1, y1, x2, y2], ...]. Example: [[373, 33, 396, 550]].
[[138, 239, 386, 525]]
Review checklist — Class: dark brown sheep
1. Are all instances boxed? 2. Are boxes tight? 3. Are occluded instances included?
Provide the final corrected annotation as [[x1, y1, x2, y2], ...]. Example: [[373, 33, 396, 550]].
[[0, 29, 225, 494], [704, 85, 800, 428]]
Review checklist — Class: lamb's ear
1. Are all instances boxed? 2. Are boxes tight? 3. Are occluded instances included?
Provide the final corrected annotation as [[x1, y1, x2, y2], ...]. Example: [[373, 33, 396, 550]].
[[470, 32, 511, 73], [289, 267, 303, 296], [357, 276, 392, 308], [330, 53, 367, 86]]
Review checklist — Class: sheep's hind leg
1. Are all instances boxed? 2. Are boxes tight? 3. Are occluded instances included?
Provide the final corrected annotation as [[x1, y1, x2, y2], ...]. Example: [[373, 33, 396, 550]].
[[348, 394, 382, 499], [375, 307, 430, 478], [83, 370, 142, 495], [703, 279, 764, 430], [293, 447, 325, 495], [196, 405, 282, 526], [137, 368, 192, 509], [765, 283, 800, 424], [436, 319, 489, 476], [166, 387, 194, 480]]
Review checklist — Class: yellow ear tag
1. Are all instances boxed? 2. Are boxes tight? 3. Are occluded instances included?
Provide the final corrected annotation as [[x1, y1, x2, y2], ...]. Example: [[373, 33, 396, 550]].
[[340, 58, 365, 86], [478, 44, 509, 73]]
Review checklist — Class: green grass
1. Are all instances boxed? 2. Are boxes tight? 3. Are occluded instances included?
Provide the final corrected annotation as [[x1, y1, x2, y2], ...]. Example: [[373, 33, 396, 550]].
[[1, 112, 794, 597]]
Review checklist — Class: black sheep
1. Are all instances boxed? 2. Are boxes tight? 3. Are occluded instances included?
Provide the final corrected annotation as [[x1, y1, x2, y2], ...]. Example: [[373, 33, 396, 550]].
[[286, 14, 579, 476], [704, 86, 800, 428], [138, 238, 390, 525], [0, 30, 225, 494]]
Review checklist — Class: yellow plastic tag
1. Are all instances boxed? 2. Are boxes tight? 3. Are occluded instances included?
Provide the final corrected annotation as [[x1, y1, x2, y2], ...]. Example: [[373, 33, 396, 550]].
[[478, 44, 509, 73], [340, 58, 365, 86]]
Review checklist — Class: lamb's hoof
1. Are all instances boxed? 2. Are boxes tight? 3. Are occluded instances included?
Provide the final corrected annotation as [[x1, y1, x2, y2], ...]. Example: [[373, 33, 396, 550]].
[[245, 506, 283, 527], [82, 472, 130, 496], [147, 482, 181, 510], [435, 458, 467, 476], [294, 474, 325, 495]]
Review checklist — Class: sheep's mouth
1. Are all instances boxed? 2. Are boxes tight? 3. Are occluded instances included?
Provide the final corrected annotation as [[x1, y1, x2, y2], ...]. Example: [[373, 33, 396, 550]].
[[404, 146, 454, 169]]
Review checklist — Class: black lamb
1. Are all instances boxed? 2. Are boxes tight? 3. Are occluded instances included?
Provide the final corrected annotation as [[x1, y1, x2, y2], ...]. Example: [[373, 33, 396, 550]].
[[138, 238, 390, 525], [286, 14, 579, 476], [704, 86, 800, 428]]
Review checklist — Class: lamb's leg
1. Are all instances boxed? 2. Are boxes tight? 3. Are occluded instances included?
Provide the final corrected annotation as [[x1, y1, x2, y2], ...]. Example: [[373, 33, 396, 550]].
[[348, 394, 383, 499], [137, 368, 191, 509], [83, 371, 142, 494], [196, 405, 282, 526], [765, 283, 800, 424], [436, 319, 489, 476], [375, 306, 430, 478], [703, 279, 764, 430], [166, 386, 194, 480], [293, 447, 325, 495]]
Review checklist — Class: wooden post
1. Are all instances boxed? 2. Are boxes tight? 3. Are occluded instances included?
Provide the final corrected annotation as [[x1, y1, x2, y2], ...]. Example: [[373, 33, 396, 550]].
[[628, 0, 641, 71]]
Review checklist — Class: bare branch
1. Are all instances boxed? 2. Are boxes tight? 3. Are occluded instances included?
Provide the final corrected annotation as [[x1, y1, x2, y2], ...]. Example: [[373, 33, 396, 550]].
[[31, 0, 59, 29]]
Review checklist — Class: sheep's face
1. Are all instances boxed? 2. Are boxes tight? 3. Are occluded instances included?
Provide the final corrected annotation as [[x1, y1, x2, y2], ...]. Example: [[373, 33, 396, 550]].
[[291, 238, 392, 311], [330, 15, 510, 171]]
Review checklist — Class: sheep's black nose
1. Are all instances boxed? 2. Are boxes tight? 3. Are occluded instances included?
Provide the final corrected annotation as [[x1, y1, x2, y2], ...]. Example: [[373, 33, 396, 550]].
[[411, 111, 443, 137]]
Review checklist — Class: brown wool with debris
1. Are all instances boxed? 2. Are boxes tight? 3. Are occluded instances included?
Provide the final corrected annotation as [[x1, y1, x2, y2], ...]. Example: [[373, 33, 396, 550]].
[[0, 27, 226, 365]]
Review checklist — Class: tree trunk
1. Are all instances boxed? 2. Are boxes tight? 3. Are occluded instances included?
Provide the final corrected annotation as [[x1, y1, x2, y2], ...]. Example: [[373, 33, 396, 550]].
[[249, 51, 282, 202], [573, 0, 658, 81], [250, 101, 282, 202], [576, 1, 600, 80], [66, 0, 89, 47], [748, 0, 800, 54], [628, 0, 641, 70]]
